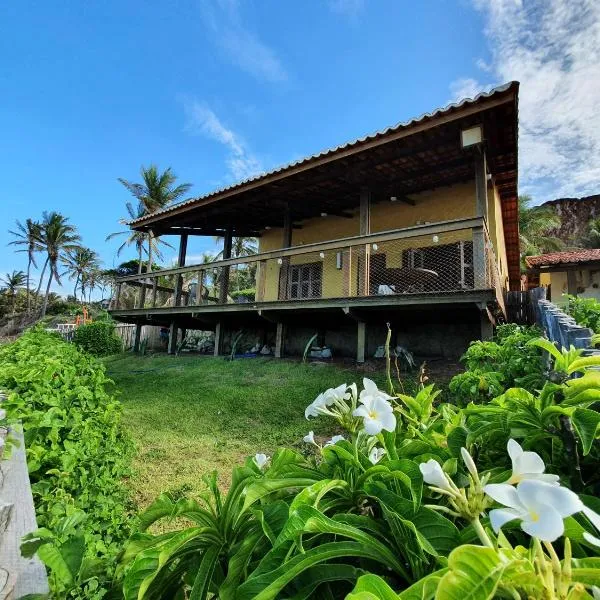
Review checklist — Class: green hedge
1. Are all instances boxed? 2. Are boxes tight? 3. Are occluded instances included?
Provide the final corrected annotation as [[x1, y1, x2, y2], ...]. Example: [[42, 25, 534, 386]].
[[73, 320, 122, 356], [565, 294, 600, 333], [0, 329, 133, 597]]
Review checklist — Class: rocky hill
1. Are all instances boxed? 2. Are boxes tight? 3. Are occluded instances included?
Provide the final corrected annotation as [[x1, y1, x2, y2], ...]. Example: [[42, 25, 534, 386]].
[[542, 195, 600, 245]]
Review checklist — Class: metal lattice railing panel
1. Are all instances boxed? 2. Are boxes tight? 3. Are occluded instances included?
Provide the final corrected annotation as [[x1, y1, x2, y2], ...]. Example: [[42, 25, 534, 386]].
[[110, 220, 500, 310]]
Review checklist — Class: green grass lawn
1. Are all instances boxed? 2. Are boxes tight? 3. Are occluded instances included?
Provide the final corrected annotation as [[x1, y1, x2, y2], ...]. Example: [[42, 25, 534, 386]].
[[103, 354, 392, 511]]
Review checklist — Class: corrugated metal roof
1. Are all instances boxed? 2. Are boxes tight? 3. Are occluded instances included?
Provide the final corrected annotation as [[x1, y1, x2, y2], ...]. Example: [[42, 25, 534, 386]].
[[128, 81, 518, 226], [526, 249, 600, 268]]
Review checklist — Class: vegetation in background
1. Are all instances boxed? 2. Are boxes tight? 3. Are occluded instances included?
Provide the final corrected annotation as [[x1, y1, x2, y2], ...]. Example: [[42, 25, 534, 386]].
[[519, 194, 563, 267], [8, 217, 42, 313], [0, 270, 28, 315], [565, 294, 600, 334], [449, 323, 546, 404], [73, 320, 123, 356], [0, 329, 133, 597]]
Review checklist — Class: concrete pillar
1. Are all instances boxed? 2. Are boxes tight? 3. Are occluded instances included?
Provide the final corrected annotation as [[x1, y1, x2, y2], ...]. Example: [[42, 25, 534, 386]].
[[480, 310, 493, 341], [567, 270, 578, 295], [357, 321, 366, 363]]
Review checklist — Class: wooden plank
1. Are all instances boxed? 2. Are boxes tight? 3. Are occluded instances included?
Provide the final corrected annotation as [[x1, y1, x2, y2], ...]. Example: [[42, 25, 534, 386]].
[[114, 217, 486, 282], [219, 229, 233, 305], [133, 323, 142, 352], [0, 417, 49, 598], [168, 321, 178, 355], [472, 226, 487, 289], [151, 278, 158, 307]]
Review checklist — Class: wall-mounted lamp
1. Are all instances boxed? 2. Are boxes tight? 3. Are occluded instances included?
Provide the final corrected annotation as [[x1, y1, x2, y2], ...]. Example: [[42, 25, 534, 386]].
[[265, 226, 272, 230], [460, 124, 483, 148], [390, 196, 397, 202], [432, 235, 439, 243], [277, 258, 283, 265], [320, 212, 328, 217], [372, 243, 378, 251], [319, 252, 325, 259]]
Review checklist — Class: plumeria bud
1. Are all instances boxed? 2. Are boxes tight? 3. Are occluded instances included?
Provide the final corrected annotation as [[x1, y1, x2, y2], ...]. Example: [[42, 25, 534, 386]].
[[303, 431, 316, 445], [324, 434, 345, 447], [254, 453, 269, 470], [460, 447, 479, 481], [420, 459, 454, 494]]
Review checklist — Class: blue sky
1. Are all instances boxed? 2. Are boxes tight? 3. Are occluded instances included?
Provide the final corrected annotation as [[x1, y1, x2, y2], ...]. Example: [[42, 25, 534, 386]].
[[1, 0, 598, 295]]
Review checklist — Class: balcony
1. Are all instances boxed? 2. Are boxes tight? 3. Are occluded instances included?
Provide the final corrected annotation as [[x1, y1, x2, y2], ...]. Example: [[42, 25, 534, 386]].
[[109, 217, 505, 318]]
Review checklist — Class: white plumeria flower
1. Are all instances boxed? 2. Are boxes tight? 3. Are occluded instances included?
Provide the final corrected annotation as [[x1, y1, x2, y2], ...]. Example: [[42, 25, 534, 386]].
[[460, 447, 479, 481], [305, 392, 327, 419], [484, 480, 583, 542], [254, 453, 269, 470], [581, 505, 600, 548], [303, 431, 316, 445], [325, 434, 345, 447], [369, 447, 386, 465], [506, 439, 559, 485], [419, 459, 455, 494], [353, 395, 396, 435], [359, 378, 393, 404], [325, 383, 350, 404]]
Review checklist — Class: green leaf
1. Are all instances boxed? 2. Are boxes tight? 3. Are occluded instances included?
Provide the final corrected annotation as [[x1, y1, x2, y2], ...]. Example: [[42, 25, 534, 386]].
[[397, 569, 447, 599], [347, 574, 401, 600], [241, 478, 316, 513], [571, 409, 600, 455], [189, 545, 221, 600], [37, 544, 75, 586], [436, 545, 506, 600]]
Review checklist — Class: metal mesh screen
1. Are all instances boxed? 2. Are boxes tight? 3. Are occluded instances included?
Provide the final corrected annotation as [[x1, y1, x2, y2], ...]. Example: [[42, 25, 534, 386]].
[[111, 225, 501, 310]]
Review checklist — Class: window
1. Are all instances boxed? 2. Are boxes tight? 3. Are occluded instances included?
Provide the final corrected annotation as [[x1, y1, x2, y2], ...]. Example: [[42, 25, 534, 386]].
[[288, 262, 322, 299]]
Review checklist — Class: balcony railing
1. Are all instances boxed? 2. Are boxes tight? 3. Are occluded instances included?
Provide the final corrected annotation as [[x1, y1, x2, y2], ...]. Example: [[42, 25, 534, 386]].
[[110, 217, 504, 311]]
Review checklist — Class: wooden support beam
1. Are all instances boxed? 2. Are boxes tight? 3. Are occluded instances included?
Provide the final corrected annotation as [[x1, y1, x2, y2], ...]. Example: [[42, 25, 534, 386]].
[[472, 226, 487, 289], [359, 188, 371, 295], [219, 228, 233, 304], [114, 283, 122, 309], [168, 321, 178, 354], [279, 205, 293, 300], [151, 278, 158, 307], [174, 234, 188, 307], [357, 321, 366, 363], [214, 322, 223, 356], [275, 322, 285, 358], [475, 148, 488, 220], [133, 323, 142, 352]]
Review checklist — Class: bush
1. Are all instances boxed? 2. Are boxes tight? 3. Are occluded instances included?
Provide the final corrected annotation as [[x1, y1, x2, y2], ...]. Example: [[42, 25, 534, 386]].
[[565, 294, 600, 333], [230, 287, 256, 302], [449, 323, 546, 403], [73, 320, 122, 356], [0, 329, 133, 597]]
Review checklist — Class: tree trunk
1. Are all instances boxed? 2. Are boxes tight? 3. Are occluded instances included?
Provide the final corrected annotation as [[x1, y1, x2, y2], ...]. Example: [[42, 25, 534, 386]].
[[74, 274, 80, 303], [138, 245, 143, 274], [41, 268, 54, 318], [26, 258, 31, 313], [35, 257, 49, 306]]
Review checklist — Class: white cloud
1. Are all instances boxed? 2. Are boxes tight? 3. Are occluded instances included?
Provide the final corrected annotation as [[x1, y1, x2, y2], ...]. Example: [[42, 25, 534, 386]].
[[449, 77, 489, 102], [453, 0, 600, 201], [201, 0, 287, 83], [184, 100, 264, 182]]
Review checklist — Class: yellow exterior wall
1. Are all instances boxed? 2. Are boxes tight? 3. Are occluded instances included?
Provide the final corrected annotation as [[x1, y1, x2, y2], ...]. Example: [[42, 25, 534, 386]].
[[257, 180, 509, 301], [488, 184, 509, 288]]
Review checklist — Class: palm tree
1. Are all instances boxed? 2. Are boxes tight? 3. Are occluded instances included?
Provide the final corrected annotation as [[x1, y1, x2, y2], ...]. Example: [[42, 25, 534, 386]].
[[519, 195, 563, 268], [61, 247, 100, 302], [8, 219, 42, 312], [106, 201, 173, 274], [214, 236, 258, 259], [1, 270, 27, 315], [117, 165, 192, 272], [38, 212, 81, 317]]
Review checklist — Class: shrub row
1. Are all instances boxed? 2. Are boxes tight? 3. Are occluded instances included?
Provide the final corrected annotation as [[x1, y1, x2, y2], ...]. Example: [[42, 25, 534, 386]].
[[0, 329, 133, 597]]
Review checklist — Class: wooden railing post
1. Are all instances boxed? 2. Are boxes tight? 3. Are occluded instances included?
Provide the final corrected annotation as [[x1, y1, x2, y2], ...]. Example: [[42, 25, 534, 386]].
[[219, 228, 233, 304], [196, 270, 204, 305], [472, 226, 487, 289], [114, 283, 122, 309], [151, 278, 158, 308]]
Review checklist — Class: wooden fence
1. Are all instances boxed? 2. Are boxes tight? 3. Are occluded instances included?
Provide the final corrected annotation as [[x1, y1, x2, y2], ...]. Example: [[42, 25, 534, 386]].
[[0, 394, 48, 598], [505, 287, 547, 325]]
